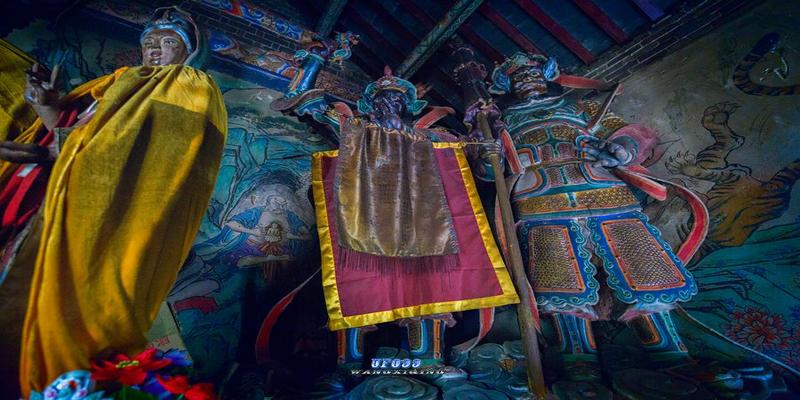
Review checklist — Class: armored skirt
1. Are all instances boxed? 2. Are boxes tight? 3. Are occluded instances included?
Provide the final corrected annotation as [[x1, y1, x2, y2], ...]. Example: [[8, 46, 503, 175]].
[[517, 194, 698, 319], [505, 105, 698, 319]]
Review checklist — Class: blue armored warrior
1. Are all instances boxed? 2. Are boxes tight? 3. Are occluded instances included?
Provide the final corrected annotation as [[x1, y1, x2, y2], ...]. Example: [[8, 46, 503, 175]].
[[471, 52, 709, 378]]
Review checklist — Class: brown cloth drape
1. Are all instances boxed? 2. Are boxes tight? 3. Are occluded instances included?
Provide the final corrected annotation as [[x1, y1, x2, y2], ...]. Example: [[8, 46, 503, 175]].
[[334, 118, 458, 259]]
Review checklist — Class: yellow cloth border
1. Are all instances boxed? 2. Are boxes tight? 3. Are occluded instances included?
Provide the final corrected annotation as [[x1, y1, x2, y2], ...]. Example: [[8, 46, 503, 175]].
[[312, 142, 519, 331]]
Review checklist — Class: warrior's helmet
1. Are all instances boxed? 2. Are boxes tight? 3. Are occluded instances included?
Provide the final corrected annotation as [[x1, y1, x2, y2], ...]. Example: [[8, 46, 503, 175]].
[[490, 52, 607, 95], [357, 66, 428, 116]]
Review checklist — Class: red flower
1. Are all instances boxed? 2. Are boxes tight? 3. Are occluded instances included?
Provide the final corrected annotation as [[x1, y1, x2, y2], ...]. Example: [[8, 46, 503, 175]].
[[156, 375, 216, 400], [91, 348, 172, 385]]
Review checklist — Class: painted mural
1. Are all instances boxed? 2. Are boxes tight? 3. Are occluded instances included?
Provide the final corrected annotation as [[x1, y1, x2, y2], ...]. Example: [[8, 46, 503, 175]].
[[5, 0, 800, 395], [166, 74, 331, 378], [4, 18, 132, 92], [612, 0, 800, 371]]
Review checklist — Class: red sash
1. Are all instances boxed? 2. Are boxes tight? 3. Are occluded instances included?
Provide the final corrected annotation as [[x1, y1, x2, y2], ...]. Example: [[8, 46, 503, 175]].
[[0, 110, 78, 242]]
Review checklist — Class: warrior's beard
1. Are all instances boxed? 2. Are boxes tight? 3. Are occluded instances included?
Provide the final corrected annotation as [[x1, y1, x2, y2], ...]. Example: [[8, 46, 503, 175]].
[[372, 99, 407, 130]]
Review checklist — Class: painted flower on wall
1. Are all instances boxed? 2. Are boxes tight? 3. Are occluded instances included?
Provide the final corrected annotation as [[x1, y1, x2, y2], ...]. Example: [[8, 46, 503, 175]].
[[725, 307, 790, 350]]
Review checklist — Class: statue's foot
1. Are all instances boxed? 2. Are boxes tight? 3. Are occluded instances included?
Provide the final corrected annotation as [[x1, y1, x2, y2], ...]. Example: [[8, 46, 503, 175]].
[[412, 363, 468, 387], [551, 380, 612, 400], [610, 368, 716, 400], [298, 364, 365, 399], [607, 358, 788, 400], [555, 353, 603, 382], [346, 376, 439, 400], [662, 361, 787, 399]]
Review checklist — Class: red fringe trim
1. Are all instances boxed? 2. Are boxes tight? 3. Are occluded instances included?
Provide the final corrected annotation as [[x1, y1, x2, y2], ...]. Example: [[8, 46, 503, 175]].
[[335, 244, 459, 273]]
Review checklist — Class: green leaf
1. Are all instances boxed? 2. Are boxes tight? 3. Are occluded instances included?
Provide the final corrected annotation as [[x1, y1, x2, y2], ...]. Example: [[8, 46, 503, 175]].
[[112, 386, 157, 400]]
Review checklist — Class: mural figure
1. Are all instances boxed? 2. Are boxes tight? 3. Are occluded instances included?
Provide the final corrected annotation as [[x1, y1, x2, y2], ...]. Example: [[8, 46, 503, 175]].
[[267, 35, 518, 392], [468, 52, 741, 397], [0, 7, 227, 395], [223, 191, 312, 269], [166, 92, 327, 378], [659, 101, 800, 263], [733, 32, 799, 96]]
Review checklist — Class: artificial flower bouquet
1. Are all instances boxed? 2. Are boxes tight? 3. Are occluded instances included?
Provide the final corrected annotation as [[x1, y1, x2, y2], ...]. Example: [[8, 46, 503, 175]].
[[29, 348, 215, 400]]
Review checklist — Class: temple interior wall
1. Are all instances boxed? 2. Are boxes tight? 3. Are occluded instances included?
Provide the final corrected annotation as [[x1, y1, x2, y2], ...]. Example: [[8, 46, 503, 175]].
[[3, 0, 799, 381], [602, 0, 800, 369]]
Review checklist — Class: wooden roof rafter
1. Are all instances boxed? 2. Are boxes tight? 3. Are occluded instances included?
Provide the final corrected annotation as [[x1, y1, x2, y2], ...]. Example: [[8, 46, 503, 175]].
[[396, 0, 503, 64], [362, 0, 469, 96], [395, 0, 484, 78], [511, 0, 596, 64], [340, 10, 459, 107], [629, 0, 666, 21], [478, 3, 544, 55], [571, 0, 630, 44], [316, 0, 348, 37]]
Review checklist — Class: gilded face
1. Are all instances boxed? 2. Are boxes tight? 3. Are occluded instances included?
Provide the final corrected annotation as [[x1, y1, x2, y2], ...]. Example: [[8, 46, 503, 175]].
[[141, 29, 189, 67], [510, 66, 548, 99]]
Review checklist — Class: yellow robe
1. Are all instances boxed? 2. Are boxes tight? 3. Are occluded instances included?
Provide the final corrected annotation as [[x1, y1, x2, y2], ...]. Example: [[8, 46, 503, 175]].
[[0, 39, 39, 187], [0, 39, 37, 142], [19, 64, 227, 394]]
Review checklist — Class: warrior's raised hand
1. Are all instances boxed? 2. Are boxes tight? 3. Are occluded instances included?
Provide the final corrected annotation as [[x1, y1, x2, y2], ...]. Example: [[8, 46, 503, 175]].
[[576, 137, 635, 168]]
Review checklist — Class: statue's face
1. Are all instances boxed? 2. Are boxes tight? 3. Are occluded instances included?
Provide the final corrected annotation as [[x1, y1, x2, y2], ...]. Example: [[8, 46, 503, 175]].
[[371, 90, 407, 117], [510, 66, 548, 99], [141, 29, 189, 67]]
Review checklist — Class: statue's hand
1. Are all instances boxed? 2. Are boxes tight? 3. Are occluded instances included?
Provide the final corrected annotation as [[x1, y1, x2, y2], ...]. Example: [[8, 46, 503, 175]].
[[576, 138, 631, 168], [24, 63, 62, 107], [478, 140, 503, 161], [463, 101, 503, 141], [0, 140, 55, 164], [25, 63, 63, 131]]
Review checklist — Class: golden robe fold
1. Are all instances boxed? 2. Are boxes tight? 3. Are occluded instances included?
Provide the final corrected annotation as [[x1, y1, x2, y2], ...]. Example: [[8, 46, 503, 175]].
[[335, 119, 458, 258], [0, 39, 37, 143], [19, 64, 227, 394], [315, 143, 520, 330], [0, 39, 39, 189]]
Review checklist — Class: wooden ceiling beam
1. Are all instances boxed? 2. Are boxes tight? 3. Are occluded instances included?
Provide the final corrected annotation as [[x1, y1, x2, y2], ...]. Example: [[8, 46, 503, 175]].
[[629, 0, 665, 21], [479, 3, 544, 55], [366, 1, 420, 45], [316, 0, 348, 37], [364, 1, 467, 97], [339, 14, 459, 108], [396, 0, 436, 27], [511, 0, 596, 64], [395, 0, 484, 78], [571, 0, 629, 44], [345, 7, 405, 68], [348, 44, 382, 78], [396, 0, 503, 64], [457, 25, 506, 63]]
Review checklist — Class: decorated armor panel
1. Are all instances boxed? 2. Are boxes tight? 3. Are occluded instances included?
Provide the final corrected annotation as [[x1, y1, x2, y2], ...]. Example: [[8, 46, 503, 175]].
[[493, 96, 697, 317]]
